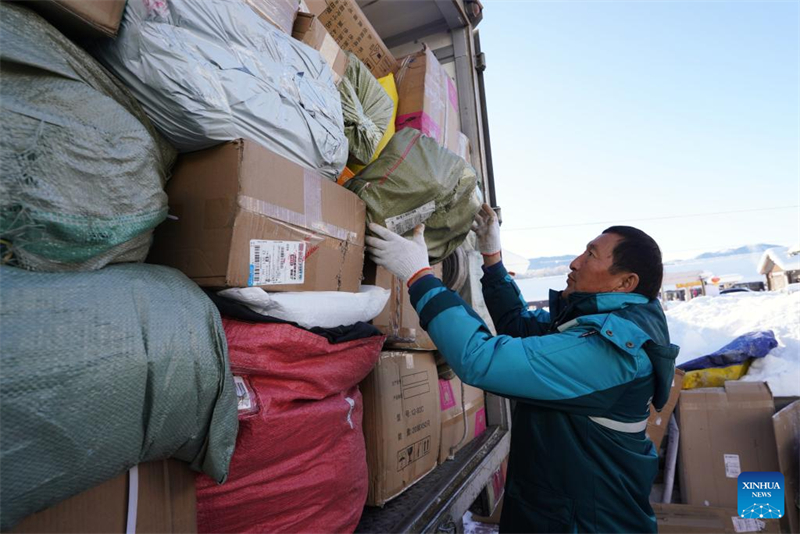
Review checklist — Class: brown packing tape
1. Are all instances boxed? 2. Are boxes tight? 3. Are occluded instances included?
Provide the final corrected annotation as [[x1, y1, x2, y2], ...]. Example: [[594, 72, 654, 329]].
[[680, 400, 776, 411], [237, 193, 358, 245]]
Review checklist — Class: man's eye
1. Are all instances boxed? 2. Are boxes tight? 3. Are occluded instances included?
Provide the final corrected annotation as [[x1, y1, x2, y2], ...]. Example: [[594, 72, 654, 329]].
[[587, 250, 594, 257]]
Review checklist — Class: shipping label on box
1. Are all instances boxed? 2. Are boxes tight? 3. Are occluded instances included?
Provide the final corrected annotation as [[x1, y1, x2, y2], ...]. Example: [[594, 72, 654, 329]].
[[305, 0, 396, 78], [148, 140, 366, 292], [361, 351, 441, 506], [678, 381, 780, 508]]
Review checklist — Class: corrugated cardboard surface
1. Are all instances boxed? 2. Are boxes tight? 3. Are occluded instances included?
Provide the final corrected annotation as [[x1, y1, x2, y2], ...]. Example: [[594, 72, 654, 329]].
[[395, 47, 462, 155], [11, 460, 196, 533], [361, 351, 441, 506], [246, 0, 298, 35], [305, 0, 396, 78], [652, 503, 780, 533], [148, 140, 365, 292], [438, 377, 485, 463], [291, 12, 347, 83], [25, 0, 126, 38], [646, 368, 685, 450], [470, 455, 508, 520], [772, 400, 800, 534], [363, 261, 442, 350], [678, 381, 779, 508]]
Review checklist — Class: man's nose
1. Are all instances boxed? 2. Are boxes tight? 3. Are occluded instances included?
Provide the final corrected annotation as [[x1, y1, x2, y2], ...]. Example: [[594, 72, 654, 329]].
[[569, 255, 581, 271]]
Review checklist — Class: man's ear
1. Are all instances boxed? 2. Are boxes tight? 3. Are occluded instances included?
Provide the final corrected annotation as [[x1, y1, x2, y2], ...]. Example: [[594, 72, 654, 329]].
[[616, 273, 640, 294]]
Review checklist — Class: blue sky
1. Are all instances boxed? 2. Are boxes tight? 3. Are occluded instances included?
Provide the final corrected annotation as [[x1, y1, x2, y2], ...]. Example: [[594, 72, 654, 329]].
[[479, 0, 799, 261]]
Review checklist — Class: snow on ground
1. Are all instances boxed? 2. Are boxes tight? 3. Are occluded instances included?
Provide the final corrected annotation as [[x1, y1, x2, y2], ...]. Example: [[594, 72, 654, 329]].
[[666, 290, 800, 396]]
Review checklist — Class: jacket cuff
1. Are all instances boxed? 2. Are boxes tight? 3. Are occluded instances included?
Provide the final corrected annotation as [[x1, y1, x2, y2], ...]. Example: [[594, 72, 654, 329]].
[[409, 274, 443, 309], [481, 261, 509, 283]]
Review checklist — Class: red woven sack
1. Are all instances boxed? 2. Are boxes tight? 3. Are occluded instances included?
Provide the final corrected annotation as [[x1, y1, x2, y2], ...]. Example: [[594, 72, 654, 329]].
[[196, 319, 384, 534]]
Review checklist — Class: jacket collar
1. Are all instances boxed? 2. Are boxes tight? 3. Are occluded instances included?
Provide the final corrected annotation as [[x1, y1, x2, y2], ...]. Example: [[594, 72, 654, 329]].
[[548, 289, 648, 329]]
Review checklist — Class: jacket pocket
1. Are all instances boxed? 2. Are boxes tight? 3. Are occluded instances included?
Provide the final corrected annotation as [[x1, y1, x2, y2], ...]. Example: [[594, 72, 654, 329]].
[[503, 481, 575, 533]]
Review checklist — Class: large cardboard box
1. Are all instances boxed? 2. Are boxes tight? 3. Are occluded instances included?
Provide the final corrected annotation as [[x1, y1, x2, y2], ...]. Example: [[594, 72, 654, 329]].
[[678, 381, 780, 508], [395, 46, 463, 155], [148, 140, 366, 292], [25, 0, 126, 38], [470, 456, 508, 521], [652, 503, 780, 533], [246, 0, 298, 35], [304, 0, 396, 78], [363, 261, 443, 350], [772, 400, 800, 534], [646, 368, 685, 450], [11, 460, 196, 533], [292, 12, 347, 84], [438, 377, 486, 463], [361, 351, 441, 506]]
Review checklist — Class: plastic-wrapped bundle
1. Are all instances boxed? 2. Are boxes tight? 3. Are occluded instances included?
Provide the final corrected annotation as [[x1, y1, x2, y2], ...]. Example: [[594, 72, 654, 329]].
[[0, 264, 238, 530], [0, 3, 175, 272], [338, 53, 394, 165], [346, 128, 481, 263], [92, 0, 347, 179]]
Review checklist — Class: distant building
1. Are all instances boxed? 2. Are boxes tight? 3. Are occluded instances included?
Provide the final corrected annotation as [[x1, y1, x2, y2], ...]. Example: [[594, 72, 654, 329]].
[[758, 246, 800, 291]]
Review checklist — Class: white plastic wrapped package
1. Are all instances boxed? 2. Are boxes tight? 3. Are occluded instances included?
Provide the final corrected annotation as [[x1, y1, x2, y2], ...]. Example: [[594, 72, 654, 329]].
[[218, 285, 390, 329], [93, 0, 347, 179]]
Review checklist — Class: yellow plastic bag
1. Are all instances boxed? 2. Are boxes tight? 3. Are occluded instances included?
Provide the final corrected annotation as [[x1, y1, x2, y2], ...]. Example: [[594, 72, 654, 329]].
[[681, 360, 752, 389], [350, 73, 397, 173]]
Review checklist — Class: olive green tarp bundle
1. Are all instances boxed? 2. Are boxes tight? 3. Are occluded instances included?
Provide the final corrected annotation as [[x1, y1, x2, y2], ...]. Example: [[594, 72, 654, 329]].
[[0, 264, 238, 530], [346, 128, 481, 263], [0, 3, 175, 272], [338, 52, 394, 165]]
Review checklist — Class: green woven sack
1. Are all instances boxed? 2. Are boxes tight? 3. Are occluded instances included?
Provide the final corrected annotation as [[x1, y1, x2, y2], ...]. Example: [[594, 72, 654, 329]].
[[346, 128, 481, 263], [338, 53, 394, 165], [0, 3, 175, 272], [0, 264, 238, 530]]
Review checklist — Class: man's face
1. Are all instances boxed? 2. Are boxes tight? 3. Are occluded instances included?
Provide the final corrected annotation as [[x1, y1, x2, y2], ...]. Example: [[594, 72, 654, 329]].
[[563, 233, 628, 297]]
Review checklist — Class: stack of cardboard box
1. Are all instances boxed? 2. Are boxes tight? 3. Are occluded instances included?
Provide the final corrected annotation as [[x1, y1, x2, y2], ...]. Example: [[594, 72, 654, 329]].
[[650, 377, 798, 534], [15, 0, 488, 524]]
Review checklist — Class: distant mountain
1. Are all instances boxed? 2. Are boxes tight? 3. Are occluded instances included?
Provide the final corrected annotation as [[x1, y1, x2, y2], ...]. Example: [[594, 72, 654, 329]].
[[527, 255, 574, 271], [693, 244, 779, 260]]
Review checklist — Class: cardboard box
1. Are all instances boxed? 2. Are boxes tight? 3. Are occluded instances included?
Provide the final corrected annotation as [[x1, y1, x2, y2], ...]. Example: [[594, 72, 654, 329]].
[[304, 0, 396, 79], [11, 460, 196, 533], [470, 456, 508, 519], [652, 503, 780, 533], [361, 351, 441, 506], [646, 368, 685, 450], [292, 12, 347, 84], [472, 496, 504, 525], [438, 377, 486, 463], [678, 381, 780, 508], [772, 400, 799, 534], [25, 0, 126, 38], [148, 140, 365, 292], [363, 261, 443, 350], [246, 0, 298, 35], [395, 46, 463, 155]]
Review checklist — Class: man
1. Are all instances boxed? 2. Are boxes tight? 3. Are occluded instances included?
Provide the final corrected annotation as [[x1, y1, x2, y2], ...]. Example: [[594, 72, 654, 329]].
[[366, 204, 679, 533]]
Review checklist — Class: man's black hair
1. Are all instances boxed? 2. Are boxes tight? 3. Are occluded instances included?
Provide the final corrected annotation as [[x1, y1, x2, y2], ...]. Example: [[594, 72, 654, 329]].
[[602, 226, 663, 300]]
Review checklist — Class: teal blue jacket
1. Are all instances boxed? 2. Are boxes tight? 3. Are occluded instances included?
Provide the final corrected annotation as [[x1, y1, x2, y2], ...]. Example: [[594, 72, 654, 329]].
[[409, 263, 679, 533]]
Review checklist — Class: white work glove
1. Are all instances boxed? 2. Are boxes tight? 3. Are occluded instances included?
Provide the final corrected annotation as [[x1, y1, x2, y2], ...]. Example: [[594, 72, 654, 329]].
[[365, 223, 431, 282], [471, 203, 501, 255]]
